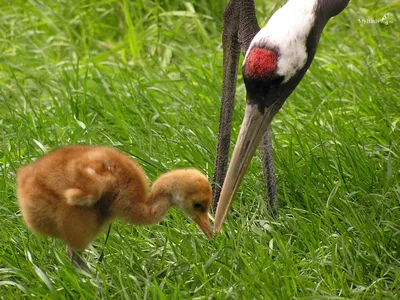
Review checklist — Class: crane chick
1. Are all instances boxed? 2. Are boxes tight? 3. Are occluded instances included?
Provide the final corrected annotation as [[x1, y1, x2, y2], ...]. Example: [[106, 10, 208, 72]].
[[16, 145, 213, 268]]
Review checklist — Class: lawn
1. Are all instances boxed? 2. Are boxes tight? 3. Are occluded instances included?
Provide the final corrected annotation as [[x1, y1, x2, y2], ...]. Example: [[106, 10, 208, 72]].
[[0, 0, 399, 298]]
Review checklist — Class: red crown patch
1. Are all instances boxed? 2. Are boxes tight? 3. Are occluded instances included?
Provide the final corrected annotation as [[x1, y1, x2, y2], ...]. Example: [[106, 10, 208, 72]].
[[244, 48, 277, 80]]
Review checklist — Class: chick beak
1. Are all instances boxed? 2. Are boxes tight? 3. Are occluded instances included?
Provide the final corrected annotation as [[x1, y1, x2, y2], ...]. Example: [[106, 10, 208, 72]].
[[214, 103, 275, 233], [192, 213, 213, 240]]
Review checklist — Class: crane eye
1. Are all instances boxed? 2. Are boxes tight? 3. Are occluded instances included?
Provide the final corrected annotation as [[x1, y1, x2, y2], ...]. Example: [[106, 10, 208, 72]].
[[193, 203, 206, 212]]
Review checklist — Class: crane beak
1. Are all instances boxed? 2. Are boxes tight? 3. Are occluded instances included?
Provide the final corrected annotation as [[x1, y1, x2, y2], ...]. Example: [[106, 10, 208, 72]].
[[192, 213, 213, 240], [214, 103, 274, 233]]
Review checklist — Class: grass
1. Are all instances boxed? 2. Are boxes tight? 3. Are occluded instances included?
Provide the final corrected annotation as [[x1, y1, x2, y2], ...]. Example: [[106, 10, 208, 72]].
[[0, 0, 399, 298]]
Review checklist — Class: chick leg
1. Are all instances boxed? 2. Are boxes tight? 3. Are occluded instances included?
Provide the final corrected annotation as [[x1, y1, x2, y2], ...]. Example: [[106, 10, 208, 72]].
[[61, 207, 99, 270], [66, 246, 88, 270]]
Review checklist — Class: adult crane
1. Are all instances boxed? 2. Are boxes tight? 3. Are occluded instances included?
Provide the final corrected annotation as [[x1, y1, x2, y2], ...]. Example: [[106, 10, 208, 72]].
[[212, 0, 350, 233]]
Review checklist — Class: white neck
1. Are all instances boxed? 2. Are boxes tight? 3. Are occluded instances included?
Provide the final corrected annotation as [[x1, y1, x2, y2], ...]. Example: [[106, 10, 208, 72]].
[[246, 0, 318, 82]]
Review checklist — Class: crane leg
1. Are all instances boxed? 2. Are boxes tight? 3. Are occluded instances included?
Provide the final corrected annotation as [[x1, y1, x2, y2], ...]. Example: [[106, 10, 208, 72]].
[[260, 128, 278, 217], [237, 0, 260, 54], [212, 0, 240, 211], [213, 0, 261, 211]]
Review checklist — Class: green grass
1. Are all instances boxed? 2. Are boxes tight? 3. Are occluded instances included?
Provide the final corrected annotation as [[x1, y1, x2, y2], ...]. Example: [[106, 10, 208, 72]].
[[1, 0, 399, 298]]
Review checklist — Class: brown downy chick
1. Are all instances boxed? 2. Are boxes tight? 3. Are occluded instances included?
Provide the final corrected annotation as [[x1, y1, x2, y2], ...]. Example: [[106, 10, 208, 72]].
[[16, 145, 213, 268]]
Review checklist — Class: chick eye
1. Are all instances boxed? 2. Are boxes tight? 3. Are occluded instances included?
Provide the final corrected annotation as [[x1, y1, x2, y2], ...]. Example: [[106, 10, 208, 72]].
[[193, 203, 205, 212]]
